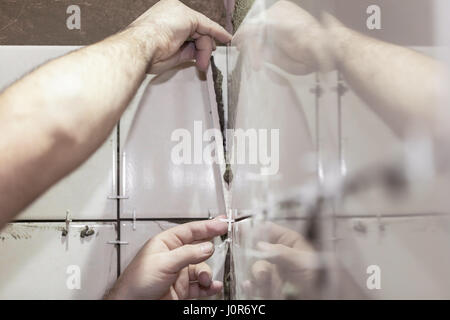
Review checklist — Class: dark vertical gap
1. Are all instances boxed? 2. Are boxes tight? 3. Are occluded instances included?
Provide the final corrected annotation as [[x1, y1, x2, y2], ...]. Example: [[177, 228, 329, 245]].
[[224, 3, 233, 299], [212, 53, 232, 299], [315, 72, 321, 182], [116, 121, 121, 277], [332, 71, 347, 297], [223, 247, 231, 300], [222, 0, 256, 301], [335, 71, 342, 253], [211, 57, 226, 150]]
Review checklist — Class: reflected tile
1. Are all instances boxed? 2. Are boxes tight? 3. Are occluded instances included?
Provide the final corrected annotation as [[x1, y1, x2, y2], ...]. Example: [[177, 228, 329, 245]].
[[232, 217, 333, 299], [335, 215, 450, 299]]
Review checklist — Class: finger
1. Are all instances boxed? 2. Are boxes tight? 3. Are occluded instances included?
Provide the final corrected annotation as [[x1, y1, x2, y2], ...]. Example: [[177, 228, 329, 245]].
[[257, 241, 319, 270], [148, 42, 195, 74], [191, 33, 219, 50], [180, 41, 197, 61], [165, 241, 215, 274], [242, 279, 254, 297], [233, 23, 259, 48], [189, 262, 213, 287], [172, 267, 190, 299], [266, 54, 313, 75], [251, 260, 284, 299], [156, 216, 228, 249], [189, 280, 223, 299], [251, 260, 273, 284], [195, 35, 213, 71], [194, 12, 232, 43], [247, 36, 263, 72], [258, 222, 311, 249], [233, 24, 264, 71]]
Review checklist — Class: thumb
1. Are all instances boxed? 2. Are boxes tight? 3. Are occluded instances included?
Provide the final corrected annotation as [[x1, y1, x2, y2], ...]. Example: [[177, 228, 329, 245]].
[[148, 42, 196, 74], [165, 242, 215, 274], [257, 242, 318, 270]]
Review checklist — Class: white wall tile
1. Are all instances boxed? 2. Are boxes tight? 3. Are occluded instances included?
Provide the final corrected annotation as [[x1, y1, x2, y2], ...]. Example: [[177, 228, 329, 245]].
[[119, 65, 226, 219], [0, 222, 117, 299]]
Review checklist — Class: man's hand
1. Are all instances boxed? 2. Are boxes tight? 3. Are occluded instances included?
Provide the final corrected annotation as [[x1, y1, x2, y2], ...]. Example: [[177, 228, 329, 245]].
[[233, 0, 333, 74], [126, 0, 231, 74], [106, 217, 228, 300]]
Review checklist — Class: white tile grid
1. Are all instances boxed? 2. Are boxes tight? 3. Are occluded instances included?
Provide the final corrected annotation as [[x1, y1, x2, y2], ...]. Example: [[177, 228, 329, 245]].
[[0, 47, 230, 299], [0, 45, 124, 298], [0, 41, 445, 297], [118, 63, 226, 219]]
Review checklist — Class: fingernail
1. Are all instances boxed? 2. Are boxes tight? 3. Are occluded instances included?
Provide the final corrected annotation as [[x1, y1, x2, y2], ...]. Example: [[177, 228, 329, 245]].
[[199, 272, 212, 287], [200, 242, 214, 254], [256, 270, 270, 283]]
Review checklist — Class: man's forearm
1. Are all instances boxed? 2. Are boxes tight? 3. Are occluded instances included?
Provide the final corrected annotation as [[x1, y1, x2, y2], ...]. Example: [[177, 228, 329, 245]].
[[325, 15, 449, 138], [0, 27, 153, 226]]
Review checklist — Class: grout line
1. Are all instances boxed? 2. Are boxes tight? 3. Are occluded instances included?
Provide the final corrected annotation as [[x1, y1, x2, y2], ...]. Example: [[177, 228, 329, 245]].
[[11, 212, 450, 224], [333, 212, 450, 219], [119, 217, 205, 223], [231, 212, 450, 224], [116, 121, 121, 278], [12, 217, 213, 223], [12, 219, 118, 223]]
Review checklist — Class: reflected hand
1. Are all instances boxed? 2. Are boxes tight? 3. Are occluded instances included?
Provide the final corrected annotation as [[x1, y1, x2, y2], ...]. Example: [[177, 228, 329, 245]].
[[125, 0, 232, 74], [234, 0, 333, 75], [243, 222, 319, 299], [106, 217, 228, 300]]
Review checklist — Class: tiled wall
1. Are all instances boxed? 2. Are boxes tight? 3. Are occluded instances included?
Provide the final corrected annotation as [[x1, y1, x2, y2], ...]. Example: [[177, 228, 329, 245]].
[[2, 0, 450, 300], [0, 0, 231, 299], [0, 45, 228, 298], [0, 222, 118, 299]]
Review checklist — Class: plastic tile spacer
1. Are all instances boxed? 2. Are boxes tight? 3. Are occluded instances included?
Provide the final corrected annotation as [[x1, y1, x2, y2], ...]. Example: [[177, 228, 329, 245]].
[[219, 217, 234, 232], [107, 240, 129, 245]]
